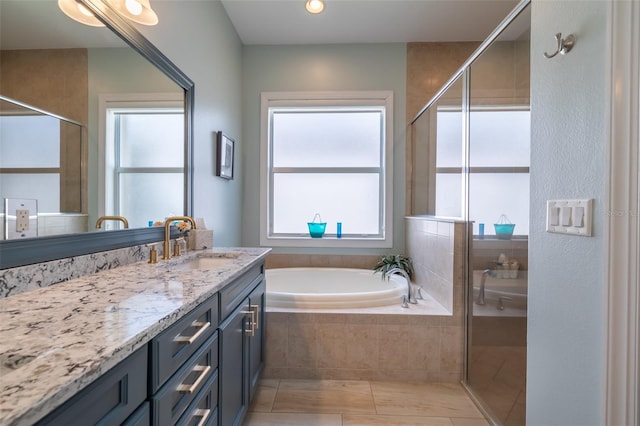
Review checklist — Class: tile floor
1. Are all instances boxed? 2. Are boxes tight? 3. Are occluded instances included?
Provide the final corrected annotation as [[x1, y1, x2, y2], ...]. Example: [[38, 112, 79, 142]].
[[243, 379, 490, 426]]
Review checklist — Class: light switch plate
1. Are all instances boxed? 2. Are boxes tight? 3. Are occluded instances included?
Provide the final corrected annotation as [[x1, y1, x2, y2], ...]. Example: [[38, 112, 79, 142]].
[[546, 199, 593, 236], [4, 198, 38, 239]]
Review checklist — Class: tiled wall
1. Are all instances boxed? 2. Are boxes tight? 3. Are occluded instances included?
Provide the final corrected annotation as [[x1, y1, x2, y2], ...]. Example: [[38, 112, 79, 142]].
[[265, 253, 380, 270], [405, 216, 469, 314], [406, 42, 480, 122], [471, 238, 528, 271], [263, 312, 463, 383]]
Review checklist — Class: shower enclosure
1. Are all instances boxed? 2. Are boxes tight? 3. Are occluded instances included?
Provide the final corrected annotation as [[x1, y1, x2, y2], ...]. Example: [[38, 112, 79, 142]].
[[408, 1, 530, 424]]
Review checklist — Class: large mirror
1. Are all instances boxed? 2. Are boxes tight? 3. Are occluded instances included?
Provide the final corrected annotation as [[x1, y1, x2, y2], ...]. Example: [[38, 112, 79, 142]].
[[0, 0, 194, 268]]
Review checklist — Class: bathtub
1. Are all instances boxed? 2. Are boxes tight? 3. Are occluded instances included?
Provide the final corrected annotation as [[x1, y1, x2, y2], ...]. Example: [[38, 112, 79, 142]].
[[265, 267, 406, 309], [472, 270, 528, 316]]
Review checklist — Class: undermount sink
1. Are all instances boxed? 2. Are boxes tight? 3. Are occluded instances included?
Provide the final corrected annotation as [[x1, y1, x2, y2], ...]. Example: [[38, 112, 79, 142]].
[[172, 252, 242, 270]]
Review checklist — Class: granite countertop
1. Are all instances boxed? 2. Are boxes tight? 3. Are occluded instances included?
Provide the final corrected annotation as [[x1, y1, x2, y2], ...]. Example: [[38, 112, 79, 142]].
[[0, 247, 270, 426]]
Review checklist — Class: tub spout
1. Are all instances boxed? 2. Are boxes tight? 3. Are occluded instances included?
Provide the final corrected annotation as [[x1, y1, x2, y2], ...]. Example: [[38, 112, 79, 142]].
[[387, 267, 417, 305], [476, 269, 492, 305]]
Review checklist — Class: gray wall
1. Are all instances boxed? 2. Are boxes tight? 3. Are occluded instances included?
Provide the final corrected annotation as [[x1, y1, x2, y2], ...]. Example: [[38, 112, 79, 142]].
[[136, 0, 244, 246], [240, 43, 407, 254], [527, 1, 607, 423]]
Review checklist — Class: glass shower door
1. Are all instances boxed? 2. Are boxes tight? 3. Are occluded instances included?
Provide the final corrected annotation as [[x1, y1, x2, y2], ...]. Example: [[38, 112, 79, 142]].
[[465, 4, 530, 425]]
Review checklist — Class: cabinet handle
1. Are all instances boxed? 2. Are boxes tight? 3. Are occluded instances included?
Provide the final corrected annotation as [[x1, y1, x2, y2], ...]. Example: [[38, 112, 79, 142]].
[[250, 304, 260, 329], [177, 365, 211, 394], [241, 310, 255, 337], [194, 408, 211, 426], [174, 321, 211, 344]]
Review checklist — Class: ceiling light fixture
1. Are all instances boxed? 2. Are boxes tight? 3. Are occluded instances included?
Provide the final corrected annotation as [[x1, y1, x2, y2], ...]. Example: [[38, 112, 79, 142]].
[[58, 0, 158, 27], [108, 0, 158, 25], [305, 0, 325, 14], [58, 0, 105, 27]]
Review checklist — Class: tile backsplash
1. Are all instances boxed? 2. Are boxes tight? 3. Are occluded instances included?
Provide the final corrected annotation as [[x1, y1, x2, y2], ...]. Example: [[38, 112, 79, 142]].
[[0, 244, 152, 298]]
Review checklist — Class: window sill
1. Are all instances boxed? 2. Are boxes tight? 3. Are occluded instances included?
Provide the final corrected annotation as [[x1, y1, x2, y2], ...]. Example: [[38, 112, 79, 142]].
[[260, 235, 392, 249]]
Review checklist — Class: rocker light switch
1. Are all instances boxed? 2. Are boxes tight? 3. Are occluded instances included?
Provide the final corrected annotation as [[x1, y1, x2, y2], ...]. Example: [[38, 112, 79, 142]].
[[549, 207, 560, 226], [546, 199, 593, 236], [572, 207, 584, 227], [560, 207, 572, 226]]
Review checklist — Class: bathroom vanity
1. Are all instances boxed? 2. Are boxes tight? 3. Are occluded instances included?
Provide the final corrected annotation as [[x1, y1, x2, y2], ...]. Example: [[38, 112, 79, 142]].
[[0, 247, 270, 426]]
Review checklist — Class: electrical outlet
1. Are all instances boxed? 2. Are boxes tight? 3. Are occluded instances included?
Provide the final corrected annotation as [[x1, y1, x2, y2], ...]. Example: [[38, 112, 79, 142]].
[[4, 198, 38, 239], [16, 209, 30, 232]]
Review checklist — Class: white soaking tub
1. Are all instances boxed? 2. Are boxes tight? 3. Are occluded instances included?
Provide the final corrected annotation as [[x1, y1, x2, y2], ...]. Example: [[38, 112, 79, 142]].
[[265, 267, 406, 309]]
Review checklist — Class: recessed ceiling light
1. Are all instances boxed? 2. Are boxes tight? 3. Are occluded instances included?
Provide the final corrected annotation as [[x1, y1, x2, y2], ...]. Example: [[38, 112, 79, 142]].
[[305, 0, 324, 14]]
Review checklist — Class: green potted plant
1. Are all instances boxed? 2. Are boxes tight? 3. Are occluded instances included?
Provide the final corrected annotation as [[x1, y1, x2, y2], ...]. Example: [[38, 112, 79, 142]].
[[372, 254, 414, 280], [373, 254, 418, 306]]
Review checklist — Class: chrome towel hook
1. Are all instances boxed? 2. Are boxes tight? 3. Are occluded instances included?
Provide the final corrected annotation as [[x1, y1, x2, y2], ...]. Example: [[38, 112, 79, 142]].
[[544, 32, 575, 58]]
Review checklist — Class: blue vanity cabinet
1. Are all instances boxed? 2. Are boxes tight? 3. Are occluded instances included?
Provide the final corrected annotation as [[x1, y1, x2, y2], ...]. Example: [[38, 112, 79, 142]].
[[218, 301, 251, 426], [32, 259, 266, 426], [218, 264, 265, 426], [37, 345, 148, 426], [247, 280, 266, 402], [149, 294, 219, 426]]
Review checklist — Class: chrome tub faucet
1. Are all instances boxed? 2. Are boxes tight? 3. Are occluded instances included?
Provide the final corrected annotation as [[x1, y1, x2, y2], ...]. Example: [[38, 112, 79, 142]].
[[387, 267, 417, 307]]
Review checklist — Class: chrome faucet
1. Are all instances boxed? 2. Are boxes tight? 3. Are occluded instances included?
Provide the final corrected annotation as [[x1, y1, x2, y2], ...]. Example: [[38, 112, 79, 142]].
[[163, 216, 196, 260], [476, 269, 492, 305], [95, 215, 129, 229], [387, 267, 417, 307]]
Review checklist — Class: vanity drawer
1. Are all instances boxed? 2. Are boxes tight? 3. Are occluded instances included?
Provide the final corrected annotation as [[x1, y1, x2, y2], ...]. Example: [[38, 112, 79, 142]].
[[151, 332, 218, 426], [150, 293, 218, 392], [38, 345, 148, 426], [219, 264, 263, 321], [175, 372, 218, 426]]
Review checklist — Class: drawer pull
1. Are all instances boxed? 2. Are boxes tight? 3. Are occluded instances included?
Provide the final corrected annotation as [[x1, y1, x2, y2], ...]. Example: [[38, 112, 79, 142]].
[[177, 365, 211, 394], [241, 310, 255, 337], [174, 321, 211, 344], [250, 304, 260, 329], [194, 408, 211, 426]]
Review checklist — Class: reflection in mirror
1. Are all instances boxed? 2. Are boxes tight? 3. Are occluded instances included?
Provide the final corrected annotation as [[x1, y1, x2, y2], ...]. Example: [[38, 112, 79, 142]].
[[0, 0, 186, 238], [0, 96, 84, 239], [0, 0, 193, 269]]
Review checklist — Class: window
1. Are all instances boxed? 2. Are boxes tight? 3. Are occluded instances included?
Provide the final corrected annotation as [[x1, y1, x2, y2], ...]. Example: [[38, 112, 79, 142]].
[[99, 94, 184, 229], [260, 91, 393, 248]]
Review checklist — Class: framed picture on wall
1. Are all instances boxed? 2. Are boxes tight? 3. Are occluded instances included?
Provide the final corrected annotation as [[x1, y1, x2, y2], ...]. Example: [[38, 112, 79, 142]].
[[216, 132, 235, 180]]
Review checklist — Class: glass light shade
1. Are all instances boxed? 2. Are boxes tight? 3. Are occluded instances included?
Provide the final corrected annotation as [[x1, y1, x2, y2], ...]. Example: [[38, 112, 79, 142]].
[[58, 0, 105, 27], [107, 0, 158, 25], [305, 0, 325, 14]]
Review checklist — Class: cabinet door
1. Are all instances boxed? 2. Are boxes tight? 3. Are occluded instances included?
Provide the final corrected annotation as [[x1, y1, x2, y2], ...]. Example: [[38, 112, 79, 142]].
[[218, 300, 251, 426], [38, 346, 148, 426], [248, 280, 265, 403]]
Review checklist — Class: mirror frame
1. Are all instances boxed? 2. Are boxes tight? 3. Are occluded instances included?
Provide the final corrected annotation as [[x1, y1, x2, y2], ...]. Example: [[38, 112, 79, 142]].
[[0, 0, 194, 269]]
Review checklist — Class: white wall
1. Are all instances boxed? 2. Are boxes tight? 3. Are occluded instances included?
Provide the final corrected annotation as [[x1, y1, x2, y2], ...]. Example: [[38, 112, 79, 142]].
[[527, 1, 608, 423], [240, 43, 407, 254], [135, 0, 244, 246]]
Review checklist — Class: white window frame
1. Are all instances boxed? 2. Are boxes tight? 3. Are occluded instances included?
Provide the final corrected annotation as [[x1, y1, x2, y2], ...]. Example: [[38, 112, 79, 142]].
[[97, 93, 184, 218], [259, 91, 394, 248]]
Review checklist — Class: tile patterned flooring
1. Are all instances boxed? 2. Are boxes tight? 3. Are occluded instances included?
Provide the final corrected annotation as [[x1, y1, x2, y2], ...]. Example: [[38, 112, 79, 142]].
[[243, 379, 490, 426]]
